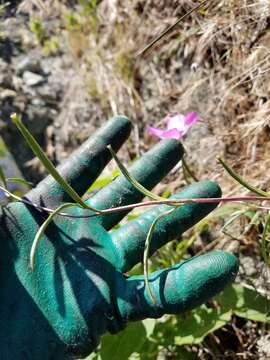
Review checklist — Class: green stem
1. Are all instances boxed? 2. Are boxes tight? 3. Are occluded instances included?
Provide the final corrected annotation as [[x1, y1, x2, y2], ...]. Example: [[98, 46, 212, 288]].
[[143, 208, 177, 304], [218, 157, 269, 197]]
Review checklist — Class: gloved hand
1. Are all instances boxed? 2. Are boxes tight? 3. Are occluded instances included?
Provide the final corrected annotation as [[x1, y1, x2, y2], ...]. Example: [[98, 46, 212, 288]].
[[0, 116, 238, 359]]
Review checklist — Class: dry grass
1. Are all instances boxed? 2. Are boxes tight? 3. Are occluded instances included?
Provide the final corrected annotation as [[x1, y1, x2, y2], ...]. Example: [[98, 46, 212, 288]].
[[49, 0, 270, 194], [12, 0, 270, 358]]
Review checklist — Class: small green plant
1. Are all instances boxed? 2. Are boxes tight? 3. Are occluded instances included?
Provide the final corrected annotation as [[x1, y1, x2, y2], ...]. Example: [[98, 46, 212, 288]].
[[29, 18, 46, 45], [87, 284, 270, 360]]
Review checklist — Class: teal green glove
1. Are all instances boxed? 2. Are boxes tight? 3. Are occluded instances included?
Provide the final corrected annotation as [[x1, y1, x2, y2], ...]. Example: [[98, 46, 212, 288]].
[[0, 116, 238, 359]]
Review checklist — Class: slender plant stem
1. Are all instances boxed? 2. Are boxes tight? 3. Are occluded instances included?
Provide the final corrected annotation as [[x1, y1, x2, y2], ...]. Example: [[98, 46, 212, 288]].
[[218, 157, 269, 197], [137, 0, 211, 56], [2, 184, 270, 218], [182, 157, 199, 182], [143, 208, 176, 304]]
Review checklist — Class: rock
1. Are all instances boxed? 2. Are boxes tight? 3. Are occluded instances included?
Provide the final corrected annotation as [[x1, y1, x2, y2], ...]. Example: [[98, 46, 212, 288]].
[[257, 334, 270, 359], [16, 57, 42, 76], [22, 71, 45, 87], [239, 255, 258, 277], [0, 89, 17, 100]]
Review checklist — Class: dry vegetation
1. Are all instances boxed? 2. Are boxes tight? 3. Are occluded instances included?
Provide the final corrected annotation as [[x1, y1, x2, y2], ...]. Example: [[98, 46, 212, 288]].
[[26, 0, 270, 191], [6, 0, 270, 358]]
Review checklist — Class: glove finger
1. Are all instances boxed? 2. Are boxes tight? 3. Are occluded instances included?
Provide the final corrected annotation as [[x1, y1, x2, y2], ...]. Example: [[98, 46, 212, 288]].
[[116, 251, 238, 321], [111, 180, 221, 272], [26, 116, 131, 207], [87, 139, 184, 230]]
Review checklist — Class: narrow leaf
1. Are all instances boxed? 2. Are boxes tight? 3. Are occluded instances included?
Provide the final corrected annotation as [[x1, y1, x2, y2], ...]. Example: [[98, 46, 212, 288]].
[[0, 165, 8, 190], [10, 113, 98, 212], [182, 156, 198, 182], [0, 184, 23, 202], [218, 157, 269, 197], [30, 202, 79, 270], [6, 177, 33, 187], [144, 207, 177, 304], [107, 144, 164, 201]]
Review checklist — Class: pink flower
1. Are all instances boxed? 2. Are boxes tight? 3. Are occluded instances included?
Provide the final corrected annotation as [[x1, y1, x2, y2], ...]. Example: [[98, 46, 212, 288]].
[[147, 112, 198, 140]]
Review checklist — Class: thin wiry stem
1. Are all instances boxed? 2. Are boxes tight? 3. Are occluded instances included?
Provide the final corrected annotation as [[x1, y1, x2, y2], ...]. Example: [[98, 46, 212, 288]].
[[137, 0, 211, 56], [2, 184, 270, 218]]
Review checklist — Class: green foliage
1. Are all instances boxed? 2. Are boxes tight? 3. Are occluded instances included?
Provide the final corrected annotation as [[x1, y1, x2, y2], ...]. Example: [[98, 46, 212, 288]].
[[43, 37, 61, 55], [216, 284, 270, 323], [87, 169, 119, 192], [218, 157, 270, 263], [174, 305, 232, 346], [29, 18, 46, 45], [100, 320, 155, 360], [8, 113, 270, 359], [29, 17, 61, 55], [89, 284, 270, 359], [107, 145, 164, 201], [218, 157, 269, 197], [10, 113, 97, 211], [0, 137, 8, 158], [0, 165, 7, 191], [78, 0, 97, 15], [65, 0, 98, 33]]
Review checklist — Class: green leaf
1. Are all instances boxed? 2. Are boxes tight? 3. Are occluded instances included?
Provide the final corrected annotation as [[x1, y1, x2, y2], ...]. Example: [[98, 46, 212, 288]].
[[216, 284, 270, 323], [144, 207, 177, 304], [182, 156, 198, 182], [142, 319, 156, 338], [88, 169, 119, 192], [174, 305, 232, 345], [100, 320, 155, 360], [88, 177, 113, 192], [30, 202, 79, 270], [107, 145, 163, 201], [0, 164, 7, 190], [218, 157, 269, 197], [10, 113, 97, 211], [0, 184, 24, 202], [6, 177, 33, 187]]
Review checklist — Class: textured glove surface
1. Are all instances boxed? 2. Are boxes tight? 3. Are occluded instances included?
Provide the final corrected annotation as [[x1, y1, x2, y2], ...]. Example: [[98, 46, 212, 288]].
[[0, 117, 238, 359]]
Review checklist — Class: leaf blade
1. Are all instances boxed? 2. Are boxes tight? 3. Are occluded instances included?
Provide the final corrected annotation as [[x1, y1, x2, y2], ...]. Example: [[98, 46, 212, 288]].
[[10, 113, 98, 211]]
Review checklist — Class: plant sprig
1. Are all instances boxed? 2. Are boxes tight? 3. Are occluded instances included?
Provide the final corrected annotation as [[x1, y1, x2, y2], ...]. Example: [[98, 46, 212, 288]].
[[137, 0, 211, 56], [6, 113, 270, 294], [107, 145, 164, 201], [218, 157, 269, 197], [30, 202, 79, 270], [10, 113, 100, 212], [143, 207, 177, 304]]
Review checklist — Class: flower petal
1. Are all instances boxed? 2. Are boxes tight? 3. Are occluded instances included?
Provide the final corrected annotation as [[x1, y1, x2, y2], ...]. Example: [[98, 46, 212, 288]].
[[159, 128, 184, 139], [184, 112, 198, 126], [147, 126, 166, 138], [166, 114, 185, 131], [147, 126, 183, 139], [147, 111, 198, 140]]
